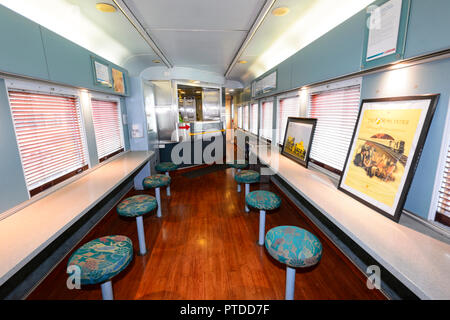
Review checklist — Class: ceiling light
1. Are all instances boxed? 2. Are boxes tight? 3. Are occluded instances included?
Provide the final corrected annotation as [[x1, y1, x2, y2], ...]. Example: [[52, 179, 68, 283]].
[[152, 59, 161, 64], [96, 3, 117, 13], [271, 7, 290, 16], [238, 60, 248, 64], [190, 80, 200, 84]]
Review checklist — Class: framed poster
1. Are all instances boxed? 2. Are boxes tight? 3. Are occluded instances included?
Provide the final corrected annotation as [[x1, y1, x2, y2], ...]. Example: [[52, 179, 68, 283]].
[[338, 95, 440, 222], [91, 56, 112, 88], [112, 68, 125, 94], [361, 0, 411, 70], [281, 117, 317, 168]]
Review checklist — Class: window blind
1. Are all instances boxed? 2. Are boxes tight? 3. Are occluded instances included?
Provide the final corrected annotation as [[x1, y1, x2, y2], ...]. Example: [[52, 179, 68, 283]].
[[91, 99, 124, 162], [308, 85, 361, 172], [243, 105, 249, 131], [436, 141, 450, 222], [8, 90, 88, 196], [260, 101, 273, 140], [277, 96, 300, 144], [238, 107, 243, 128], [250, 103, 258, 135]]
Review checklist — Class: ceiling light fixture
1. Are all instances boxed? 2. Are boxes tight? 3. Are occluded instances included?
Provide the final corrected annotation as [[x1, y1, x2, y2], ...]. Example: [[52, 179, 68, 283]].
[[238, 60, 248, 64], [271, 7, 290, 17], [96, 3, 117, 13], [152, 59, 161, 64]]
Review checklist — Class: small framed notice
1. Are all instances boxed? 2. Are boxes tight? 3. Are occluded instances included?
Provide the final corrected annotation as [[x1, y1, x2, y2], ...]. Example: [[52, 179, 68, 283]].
[[361, 0, 411, 69], [92, 57, 112, 88]]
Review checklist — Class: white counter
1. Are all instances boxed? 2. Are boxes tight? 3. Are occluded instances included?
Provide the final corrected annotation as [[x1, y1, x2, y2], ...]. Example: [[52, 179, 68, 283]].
[[250, 143, 450, 299], [0, 151, 153, 286]]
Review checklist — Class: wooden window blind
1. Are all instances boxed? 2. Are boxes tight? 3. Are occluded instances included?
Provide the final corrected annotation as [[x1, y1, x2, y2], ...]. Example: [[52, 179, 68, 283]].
[[8, 90, 88, 196], [250, 103, 258, 135], [260, 101, 273, 140], [277, 96, 300, 145], [308, 85, 361, 173], [91, 99, 124, 162], [436, 141, 450, 226]]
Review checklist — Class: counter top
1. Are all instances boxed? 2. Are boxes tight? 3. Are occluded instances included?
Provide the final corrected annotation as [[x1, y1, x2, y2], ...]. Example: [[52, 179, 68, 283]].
[[249, 143, 450, 299], [0, 151, 154, 286]]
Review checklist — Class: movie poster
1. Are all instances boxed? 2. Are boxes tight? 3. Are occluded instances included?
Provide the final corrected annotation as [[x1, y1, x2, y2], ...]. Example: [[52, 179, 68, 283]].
[[282, 118, 317, 168], [339, 97, 437, 219]]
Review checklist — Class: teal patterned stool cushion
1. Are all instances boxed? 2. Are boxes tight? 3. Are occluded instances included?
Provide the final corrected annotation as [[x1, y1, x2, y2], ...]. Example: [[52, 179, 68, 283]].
[[235, 170, 260, 184], [67, 235, 133, 285], [155, 162, 178, 172], [227, 160, 248, 170], [265, 226, 322, 268], [143, 174, 171, 189], [117, 195, 157, 217], [246, 190, 281, 210]]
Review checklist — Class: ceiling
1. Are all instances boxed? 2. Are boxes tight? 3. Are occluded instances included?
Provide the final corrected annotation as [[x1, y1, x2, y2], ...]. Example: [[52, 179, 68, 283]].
[[0, 0, 373, 84]]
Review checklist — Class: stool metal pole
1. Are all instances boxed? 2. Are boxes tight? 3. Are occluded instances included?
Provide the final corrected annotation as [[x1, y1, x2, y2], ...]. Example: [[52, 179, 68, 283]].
[[101, 280, 114, 300], [136, 216, 147, 255], [155, 187, 162, 218], [237, 169, 241, 193], [165, 172, 171, 196], [245, 183, 250, 212], [258, 210, 266, 246], [285, 266, 296, 300]]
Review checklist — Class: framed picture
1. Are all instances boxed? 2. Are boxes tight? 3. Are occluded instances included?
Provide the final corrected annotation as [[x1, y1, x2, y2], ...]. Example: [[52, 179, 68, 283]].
[[91, 56, 112, 88], [281, 117, 317, 168], [112, 68, 125, 94], [338, 94, 440, 222]]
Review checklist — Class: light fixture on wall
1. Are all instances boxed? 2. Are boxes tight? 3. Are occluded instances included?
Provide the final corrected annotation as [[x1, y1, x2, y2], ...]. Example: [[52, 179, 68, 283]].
[[95, 3, 117, 13], [271, 7, 290, 17]]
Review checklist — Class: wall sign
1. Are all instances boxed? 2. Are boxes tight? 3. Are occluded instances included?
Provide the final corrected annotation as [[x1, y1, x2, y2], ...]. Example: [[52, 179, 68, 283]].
[[91, 56, 112, 88], [281, 117, 317, 168], [252, 71, 277, 97], [112, 68, 125, 94], [338, 95, 439, 222], [361, 0, 411, 69]]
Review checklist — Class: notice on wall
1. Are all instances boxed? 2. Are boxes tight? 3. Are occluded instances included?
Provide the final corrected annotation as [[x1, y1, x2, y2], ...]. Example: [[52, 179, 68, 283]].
[[112, 68, 125, 94], [366, 0, 403, 61], [94, 60, 112, 87]]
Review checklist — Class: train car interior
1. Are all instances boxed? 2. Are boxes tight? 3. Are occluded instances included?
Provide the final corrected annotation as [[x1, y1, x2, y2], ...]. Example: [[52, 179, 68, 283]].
[[0, 0, 449, 305]]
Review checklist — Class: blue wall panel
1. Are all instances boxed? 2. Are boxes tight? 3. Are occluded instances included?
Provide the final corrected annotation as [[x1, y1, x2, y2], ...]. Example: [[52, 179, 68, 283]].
[[0, 79, 30, 212], [0, 6, 49, 80], [290, 10, 365, 88], [404, 0, 450, 58]]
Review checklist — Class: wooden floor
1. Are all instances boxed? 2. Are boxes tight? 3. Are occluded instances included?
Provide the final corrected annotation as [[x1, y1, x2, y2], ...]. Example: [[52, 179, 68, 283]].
[[28, 165, 386, 300]]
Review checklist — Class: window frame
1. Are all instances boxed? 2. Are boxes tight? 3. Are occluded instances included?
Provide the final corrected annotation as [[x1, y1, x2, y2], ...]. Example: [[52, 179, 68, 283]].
[[242, 104, 250, 132], [5, 77, 90, 197], [276, 91, 301, 147], [259, 97, 275, 143], [249, 101, 259, 136], [306, 77, 362, 176], [90, 92, 125, 163], [428, 98, 450, 225]]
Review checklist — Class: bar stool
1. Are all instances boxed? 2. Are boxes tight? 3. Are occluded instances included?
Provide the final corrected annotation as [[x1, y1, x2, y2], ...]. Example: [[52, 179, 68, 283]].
[[117, 195, 158, 256], [234, 170, 260, 212], [227, 160, 248, 192], [155, 162, 178, 197], [143, 174, 171, 218], [67, 235, 133, 300], [245, 190, 281, 245], [265, 226, 322, 300]]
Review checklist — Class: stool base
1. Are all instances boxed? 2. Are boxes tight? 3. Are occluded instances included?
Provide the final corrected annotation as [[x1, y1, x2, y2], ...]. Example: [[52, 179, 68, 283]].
[[165, 172, 171, 196], [245, 184, 250, 212], [258, 210, 266, 246], [101, 280, 114, 300], [285, 266, 296, 300], [155, 187, 162, 218], [136, 216, 147, 256]]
